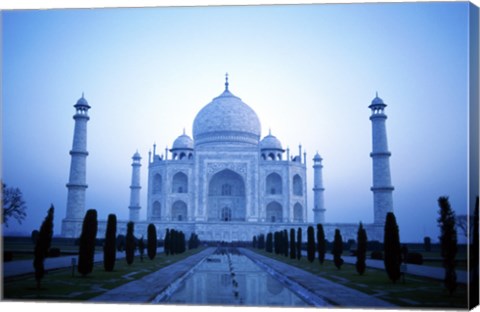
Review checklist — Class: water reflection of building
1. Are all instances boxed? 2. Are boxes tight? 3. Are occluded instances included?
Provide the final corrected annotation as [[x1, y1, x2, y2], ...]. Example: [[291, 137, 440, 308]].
[[62, 76, 392, 241], [166, 254, 307, 307]]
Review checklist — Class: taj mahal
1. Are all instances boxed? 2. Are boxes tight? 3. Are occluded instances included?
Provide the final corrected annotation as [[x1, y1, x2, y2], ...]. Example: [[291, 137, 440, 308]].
[[61, 75, 394, 242]]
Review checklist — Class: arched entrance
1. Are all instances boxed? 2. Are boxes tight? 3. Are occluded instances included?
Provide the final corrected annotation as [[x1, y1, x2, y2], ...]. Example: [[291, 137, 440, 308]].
[[208, 169, 246, 221], [266, 201, 283, 223], [172, 200, 187, 221]]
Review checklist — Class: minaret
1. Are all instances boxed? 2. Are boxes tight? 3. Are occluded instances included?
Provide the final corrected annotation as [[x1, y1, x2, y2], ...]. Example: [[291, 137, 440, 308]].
[[62, 94, 90, 237], [312, 152, 326, 223], [129, 151, 142, 222], [369, 93, 394, 225]]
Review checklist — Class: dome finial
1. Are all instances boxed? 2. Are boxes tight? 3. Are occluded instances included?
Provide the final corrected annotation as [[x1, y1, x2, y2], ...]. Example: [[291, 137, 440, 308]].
[[376, 91, 378, 98], [225, 72, 229, 90], [183, 127, 186, 135]]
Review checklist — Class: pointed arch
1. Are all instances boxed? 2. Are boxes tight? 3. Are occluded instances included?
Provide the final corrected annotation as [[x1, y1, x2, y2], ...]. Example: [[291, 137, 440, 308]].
[[207, 169, 246, 221], [172, 200, 187, 221], [266, 172, 282, 195], [172, 171, 188, 193], [152, 201, 161, 220], [293, 203, 303, 222], [153, 174, 162, 194], [293, 174, 303, 196], [266, 201, 283, 223]]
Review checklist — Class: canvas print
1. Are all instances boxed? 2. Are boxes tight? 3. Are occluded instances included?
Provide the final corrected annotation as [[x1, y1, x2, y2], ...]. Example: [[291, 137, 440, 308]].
[[1, 0, 479, 310]]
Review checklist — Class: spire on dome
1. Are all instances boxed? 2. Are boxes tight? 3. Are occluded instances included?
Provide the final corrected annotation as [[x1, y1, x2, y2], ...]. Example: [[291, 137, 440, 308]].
[[75, 92, 90, 109], [225, 72, 229, 90]]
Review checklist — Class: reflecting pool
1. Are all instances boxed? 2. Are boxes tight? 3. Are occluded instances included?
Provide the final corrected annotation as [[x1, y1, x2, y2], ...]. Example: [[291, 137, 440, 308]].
[[155, 248, 312, 307]]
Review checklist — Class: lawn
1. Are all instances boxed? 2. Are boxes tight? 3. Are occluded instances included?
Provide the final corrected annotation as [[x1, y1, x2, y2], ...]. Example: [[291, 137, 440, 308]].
[[251, 248, 468, 309], [3, 248, 204, 302]]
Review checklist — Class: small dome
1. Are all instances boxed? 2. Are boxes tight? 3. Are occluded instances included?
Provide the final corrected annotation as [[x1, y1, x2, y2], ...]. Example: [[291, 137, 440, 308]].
[[75, 93, 90, 108], [371, 92, 386, 106], [172, 133, 194, 150], [132, 151, 141, 159], [260, 133, 283, 151], [313, 152, 322, 162]]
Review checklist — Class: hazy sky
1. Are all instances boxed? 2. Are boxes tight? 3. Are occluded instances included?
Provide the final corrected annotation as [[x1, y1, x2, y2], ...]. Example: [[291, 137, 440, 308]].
[[2, 1, 475, 242]]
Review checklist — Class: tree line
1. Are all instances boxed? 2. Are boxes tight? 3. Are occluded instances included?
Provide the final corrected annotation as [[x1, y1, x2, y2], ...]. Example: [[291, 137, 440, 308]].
[[29, 195, 473, 296], [251, 196, 467, 294], [31, 208, 201, 288]]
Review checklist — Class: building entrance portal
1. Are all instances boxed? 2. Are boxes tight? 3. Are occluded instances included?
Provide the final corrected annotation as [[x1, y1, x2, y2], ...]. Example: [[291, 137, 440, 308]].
[[208, 169, 246, 221]]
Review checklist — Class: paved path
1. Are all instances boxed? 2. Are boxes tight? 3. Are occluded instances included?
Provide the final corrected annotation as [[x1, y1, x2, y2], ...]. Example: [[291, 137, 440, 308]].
[[89, 247, 215, 303], [3, 248, 163, 278], [4, 248, 468, 284], [323, 254, 468, 284], [241, 248, 396, 308]]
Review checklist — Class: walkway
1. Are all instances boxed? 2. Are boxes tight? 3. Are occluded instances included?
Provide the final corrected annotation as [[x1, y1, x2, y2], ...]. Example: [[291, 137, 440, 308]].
[[3, 248, 163, 278], [89, 247, 215, 303], [241, 248, 396, 308], [324, 254, 468, 284], [3, 246, 469, 307]]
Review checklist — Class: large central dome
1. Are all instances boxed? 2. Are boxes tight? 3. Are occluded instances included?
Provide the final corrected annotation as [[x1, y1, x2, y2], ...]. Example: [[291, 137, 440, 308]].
[[193, 81, 261, 146]]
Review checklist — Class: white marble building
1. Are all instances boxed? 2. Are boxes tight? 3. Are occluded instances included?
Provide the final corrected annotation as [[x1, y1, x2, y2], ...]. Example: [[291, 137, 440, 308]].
[[62, 76, 393, 242], [144, 77, 311, 242]]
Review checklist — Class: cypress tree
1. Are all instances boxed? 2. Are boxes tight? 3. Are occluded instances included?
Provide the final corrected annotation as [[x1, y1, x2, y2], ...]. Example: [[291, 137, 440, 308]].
[[274, 231, 280, 254], [470, 196, 479, 307], [103, 214, 117, 272], [172, 229, 178, 254], [78, 209, 98, 276], [164, 228, 171, 255], [332, 228, 344, 269], [384, 212, 401, 283], [296, 227, 302, 260], [283, 229, 289, 257], [188, 233, 195, 249], [290, 228, 296, 259], [356, 222, 367, 275], [147, 223, 157, 260], [170, 229, 176, 254], [258, 234, 265, 249], [424, 236, 432, 252], [307, 226, 315, 263], [193, 233, 200, 248], [180, 231, 186, 253], [316, 224, 326, 264], [116, 234, 125, 252], [125, 221, 135, 265], [33, 205, 54, 289], [253, 235, 257, 248], [438, 196, 457, 294], [266, 232, 273, 253]]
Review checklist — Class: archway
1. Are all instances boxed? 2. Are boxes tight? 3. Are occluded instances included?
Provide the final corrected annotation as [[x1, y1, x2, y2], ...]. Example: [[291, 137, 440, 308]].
[[293, 203, 303, 222], [266, 201, 283, 223], [153, 174, 162, 194], [266, 172, 282, 195], [172, 172, 188, 193], [208, 169, 246, 221], [151, 201, 161, 220], [172, 200, 187, 221], [293, 174, 303, 196]]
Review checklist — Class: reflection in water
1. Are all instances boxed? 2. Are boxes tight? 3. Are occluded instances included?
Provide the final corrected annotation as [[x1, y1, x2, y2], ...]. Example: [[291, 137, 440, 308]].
[[162, 248, 309, 307]]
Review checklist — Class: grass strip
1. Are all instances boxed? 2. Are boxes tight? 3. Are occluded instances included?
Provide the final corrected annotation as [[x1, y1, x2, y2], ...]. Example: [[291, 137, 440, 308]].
[[3, 248, 204, 302], [251, 248, 467, 309]]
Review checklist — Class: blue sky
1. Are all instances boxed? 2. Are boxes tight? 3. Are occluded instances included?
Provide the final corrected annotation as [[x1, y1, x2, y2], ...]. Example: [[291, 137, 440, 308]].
[[1, 1, 475, 242]]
